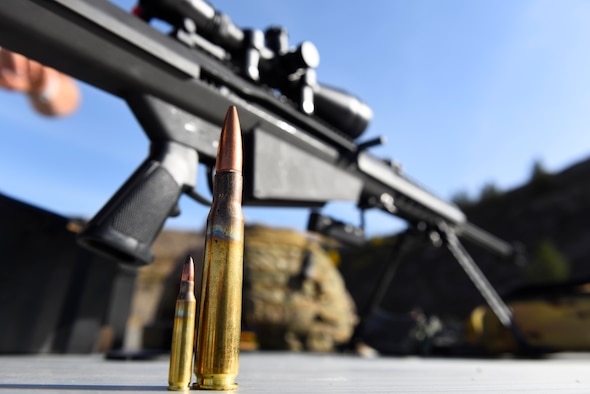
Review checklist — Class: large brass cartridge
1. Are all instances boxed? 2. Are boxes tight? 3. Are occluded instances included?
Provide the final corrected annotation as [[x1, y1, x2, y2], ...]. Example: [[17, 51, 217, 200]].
[[168, 256, 197, 391], [193, 106, 244, 391]]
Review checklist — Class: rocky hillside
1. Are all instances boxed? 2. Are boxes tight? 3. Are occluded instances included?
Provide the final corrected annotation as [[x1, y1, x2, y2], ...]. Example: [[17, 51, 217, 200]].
[[339, 156, 590, 320]]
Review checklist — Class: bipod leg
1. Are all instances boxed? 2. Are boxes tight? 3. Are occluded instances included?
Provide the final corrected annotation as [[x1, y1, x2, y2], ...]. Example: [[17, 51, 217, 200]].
[[351, 227, 414, 346], [436, 222, 534, 354]]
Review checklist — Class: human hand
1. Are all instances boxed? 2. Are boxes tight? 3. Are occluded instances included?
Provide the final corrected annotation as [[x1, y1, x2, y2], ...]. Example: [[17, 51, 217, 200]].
[[0, 47, 47, 94], [0, 47, 80, 116]]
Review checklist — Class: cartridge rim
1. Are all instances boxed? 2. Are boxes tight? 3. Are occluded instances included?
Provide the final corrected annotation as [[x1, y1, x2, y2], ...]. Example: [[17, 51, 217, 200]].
[[193, 375, 238, 391], [167, 383, 191, 391]]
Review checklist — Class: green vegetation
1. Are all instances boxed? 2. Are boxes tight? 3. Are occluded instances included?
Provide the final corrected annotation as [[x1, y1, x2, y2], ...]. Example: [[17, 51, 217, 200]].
[[451, 190, 472, 209], [451, 159, 555, 209], [525, 239, 570, 284], [530, 160, 551, 181], [451, 181, 503, 209], [529, 160, 555, 194], [479, 182, 502, 203]]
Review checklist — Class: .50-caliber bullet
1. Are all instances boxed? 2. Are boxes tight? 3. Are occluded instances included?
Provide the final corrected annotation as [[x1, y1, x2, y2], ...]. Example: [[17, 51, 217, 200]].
[[168, 255, 197, 391], [193, 106, 244, 391]]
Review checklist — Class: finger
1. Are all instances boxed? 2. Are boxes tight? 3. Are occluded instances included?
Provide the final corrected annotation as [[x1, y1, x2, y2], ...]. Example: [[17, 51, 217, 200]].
[[0, 74, 28, 90], [0, 48, 17, 72], [0, 54, 28, 90], [0, 50, 33, 91], [0, 69, 29, 91], [26, 59, 48, 93]]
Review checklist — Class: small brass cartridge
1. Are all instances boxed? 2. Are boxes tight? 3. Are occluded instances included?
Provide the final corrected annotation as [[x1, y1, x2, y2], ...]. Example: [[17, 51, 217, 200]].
[[193, 106, 244, 391], [168, 256, 197, 391]]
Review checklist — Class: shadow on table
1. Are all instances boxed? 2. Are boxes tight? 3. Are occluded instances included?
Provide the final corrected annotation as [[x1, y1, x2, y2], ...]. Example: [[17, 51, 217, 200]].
[[0, 383, 164, 391]]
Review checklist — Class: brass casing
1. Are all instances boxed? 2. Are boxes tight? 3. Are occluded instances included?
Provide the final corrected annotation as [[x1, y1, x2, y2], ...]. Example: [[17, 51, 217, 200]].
[[168, 280, 196, 391], [194, 172, 244, 391]]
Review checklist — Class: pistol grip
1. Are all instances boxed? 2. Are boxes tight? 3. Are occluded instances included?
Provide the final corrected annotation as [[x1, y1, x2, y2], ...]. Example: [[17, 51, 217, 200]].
[[78, 142, 197, 266]]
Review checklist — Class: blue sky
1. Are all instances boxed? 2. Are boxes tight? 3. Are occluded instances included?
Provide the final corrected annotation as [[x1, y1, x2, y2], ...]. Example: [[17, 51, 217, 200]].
[[1, 0, 590, 237]]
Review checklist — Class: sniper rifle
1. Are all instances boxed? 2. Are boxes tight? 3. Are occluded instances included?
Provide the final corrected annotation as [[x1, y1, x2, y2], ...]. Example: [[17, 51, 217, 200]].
[[0, 0, 531, 350]]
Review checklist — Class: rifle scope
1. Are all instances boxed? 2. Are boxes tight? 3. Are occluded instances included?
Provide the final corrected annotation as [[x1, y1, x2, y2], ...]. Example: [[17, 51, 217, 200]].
[[135, 0, 244, 51], [135, 0, 373, 139], [312, 84, 373, 140]]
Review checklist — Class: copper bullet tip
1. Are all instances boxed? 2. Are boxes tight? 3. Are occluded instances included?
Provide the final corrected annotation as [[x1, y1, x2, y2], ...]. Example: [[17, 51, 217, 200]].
[[216, 106, 243, 174], [181, 255, 194, 282]]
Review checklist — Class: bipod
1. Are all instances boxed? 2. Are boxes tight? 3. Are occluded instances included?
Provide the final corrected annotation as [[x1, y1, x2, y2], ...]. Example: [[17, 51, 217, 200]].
[[435, 221, 537, 355], [349, 226, 419, 349], [350, 221, 537, 356]]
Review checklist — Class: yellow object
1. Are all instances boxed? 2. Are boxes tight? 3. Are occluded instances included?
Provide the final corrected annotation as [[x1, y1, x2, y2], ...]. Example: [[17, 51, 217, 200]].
[[465, 293, 590, 354], [194, 107, 244, 391], [168, 258, 196, 391]]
